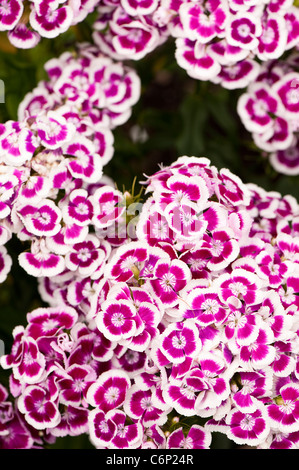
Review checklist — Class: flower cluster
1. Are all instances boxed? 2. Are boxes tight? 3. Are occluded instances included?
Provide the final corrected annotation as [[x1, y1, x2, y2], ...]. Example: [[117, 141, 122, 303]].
[[237, 51, 299, 175], [0, 0, 100, 49], [2, 155, 299, 449], [0, 42, 140, 284], [92, 0, 299, 89]]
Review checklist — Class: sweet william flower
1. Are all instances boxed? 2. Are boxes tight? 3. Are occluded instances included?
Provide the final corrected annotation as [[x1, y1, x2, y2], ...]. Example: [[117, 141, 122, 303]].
[[226, 405, 270, 446], [86, 369, 131, 412], [179, 0, 228, 44], [149, 258, 191, 307], [123, 384, 171, 427], [175, 38, 221, 81], [29, 2, 73, 40], [56, 364, 97, 407], [96, 299, 142, 342], [158, 319, 201, 365], [3, 154, 299, 449], [214, 268, 266, 306], [18, 385, 61, 430], [166, 424, 212, 449], [89, 403, 144, 449], [104, 241, 149, 282], [266, 383, 299, 433], [238, 323, 276, 370], [88, 408, 117, 448], [182, 287, 228, 326], [51, 404, 89, 438], [16, 199, 62, 238], [0, 0, 23, 32]]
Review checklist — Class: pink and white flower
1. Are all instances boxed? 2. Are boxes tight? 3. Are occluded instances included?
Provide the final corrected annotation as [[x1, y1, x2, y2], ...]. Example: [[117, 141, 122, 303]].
[[239, 323, 276, 370], [0, 0, 23, 31], [214, 268, 265, 305], [237, 83, 280, 134], [149, 258, 191, 307], [8, 23, 40, 49], [266, 383, 299, 433], [61, 189, 94, 227], [33, 111, 75, 150], [17, 199, 62, 237], [18, 385, 61, 430], [104, 241, 149, 282], [96, 299, 142, 342], [175, 38, 221, 81], [226, 406, 270, 446], [179, 0, 228, 44], [91, 185, 125, 229], [65, 235, 106, 276], [86, 369, 131, 412], [124, 385, 171, 426], [272, 73, 299, 119], [29, 2, 73, 39], [57, 364, 97, 407], [166, 424, 212, 449], [226, 12, 262, 51], [158, 319, 201, 364]]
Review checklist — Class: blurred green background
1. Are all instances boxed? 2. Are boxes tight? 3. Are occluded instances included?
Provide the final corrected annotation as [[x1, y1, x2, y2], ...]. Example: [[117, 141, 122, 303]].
[[0, 17, 298, 449]]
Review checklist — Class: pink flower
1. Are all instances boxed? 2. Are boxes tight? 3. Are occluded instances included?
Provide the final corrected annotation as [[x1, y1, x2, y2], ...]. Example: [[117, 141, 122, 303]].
[[149, 258, 191, 307], [179, 0, 228, 43], [86, 369, 131, 412], [29, 2, 73, 39], [159, 320, 201, 364], [18, 385, 61, 430], [0, 0, 23, 31], [226, 406, 270, 446], [17, 199, 62, 237], [175, 38, 221, 81], [226, 12, 262, 50], [166, 424, 212, 449], [266, 383, 299, 433]]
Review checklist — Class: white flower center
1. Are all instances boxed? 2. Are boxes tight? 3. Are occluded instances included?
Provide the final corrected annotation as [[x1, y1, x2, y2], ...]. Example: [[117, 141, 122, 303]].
[[240, 414, 255, 431], [152, 220, 169, 239], [73, 379, 85, 393], [76, 202, 89, 215], [77, 248, 91, 262], [238, 24, 251, 37], [180, 383, 196, 400], [111, 312, 125, 327], [211, 240, 223, 256], [201, 298, 219, 315], [279, 401, 296, 415], [104, 387, 120, 405], [42, 318, 59, 332], [161, 272, 176, 291], [172, 332, 186, 349], [230, 281, 247, 297]]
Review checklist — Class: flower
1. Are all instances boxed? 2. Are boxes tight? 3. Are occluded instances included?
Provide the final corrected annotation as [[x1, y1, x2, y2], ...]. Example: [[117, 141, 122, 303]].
[[2, 154, 299, 449], [266, 383, 299, 433], [237, 53, 299, 174], [166, 424, 212, 449], [1, 0, 99, 48], [91, 0, 297, 92]]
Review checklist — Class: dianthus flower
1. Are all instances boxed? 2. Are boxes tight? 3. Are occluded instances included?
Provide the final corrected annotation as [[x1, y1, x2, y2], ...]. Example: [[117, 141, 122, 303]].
[[1, 0, 100, 49], [2, 154, 299, 449], [92, 0, 299, 89], [0, 42, 140, 283], [237, 51, 299, 175]]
